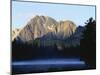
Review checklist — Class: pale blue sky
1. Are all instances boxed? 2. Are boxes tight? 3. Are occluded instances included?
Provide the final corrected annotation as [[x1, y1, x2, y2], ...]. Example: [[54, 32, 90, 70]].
[[12, 1, 96, 28]]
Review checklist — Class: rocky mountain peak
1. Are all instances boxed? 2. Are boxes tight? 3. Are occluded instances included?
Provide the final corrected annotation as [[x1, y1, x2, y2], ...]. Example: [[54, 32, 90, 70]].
[[12, 15, 77, 43]]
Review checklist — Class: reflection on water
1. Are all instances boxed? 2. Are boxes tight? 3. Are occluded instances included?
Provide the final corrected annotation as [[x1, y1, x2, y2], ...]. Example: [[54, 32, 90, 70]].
[[12, 58, 87, 74]]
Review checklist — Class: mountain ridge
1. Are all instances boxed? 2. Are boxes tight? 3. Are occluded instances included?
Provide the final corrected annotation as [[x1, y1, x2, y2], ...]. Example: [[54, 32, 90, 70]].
[[12, 15, 85, 48], [12, 15, 77, 42]]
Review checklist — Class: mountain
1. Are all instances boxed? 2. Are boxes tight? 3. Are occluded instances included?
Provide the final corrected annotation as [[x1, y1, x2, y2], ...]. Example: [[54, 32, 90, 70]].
[[12, 15, 84, 47]]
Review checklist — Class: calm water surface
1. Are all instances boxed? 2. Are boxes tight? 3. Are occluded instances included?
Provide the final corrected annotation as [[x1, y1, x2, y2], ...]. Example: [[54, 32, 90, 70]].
[[12, 58, 87, 74]]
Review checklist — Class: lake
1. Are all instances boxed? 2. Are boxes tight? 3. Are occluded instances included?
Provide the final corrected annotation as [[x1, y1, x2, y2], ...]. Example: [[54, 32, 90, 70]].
[[12, 58, 87, 74]]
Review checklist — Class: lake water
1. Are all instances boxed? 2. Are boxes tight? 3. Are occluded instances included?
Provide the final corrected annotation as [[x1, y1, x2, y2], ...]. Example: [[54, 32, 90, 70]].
[[12, 58, 87, 74]]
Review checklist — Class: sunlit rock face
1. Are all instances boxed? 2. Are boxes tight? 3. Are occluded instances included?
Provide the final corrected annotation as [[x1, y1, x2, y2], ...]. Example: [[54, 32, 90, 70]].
[[12, 15, 78, 42], [12, 28, 21, 41], [57, 20, 76, 39]]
